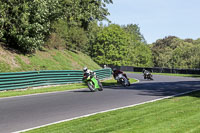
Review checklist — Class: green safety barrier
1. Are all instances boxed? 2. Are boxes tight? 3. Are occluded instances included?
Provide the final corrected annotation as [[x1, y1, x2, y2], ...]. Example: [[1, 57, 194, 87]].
[[0, 68, 112, 91]]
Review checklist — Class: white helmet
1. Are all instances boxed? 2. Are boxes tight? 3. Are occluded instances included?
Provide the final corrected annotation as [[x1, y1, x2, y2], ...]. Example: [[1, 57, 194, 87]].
[[83, 67, 87, 72]]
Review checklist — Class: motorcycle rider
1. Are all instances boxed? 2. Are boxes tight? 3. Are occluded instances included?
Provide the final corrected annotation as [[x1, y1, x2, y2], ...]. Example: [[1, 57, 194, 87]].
[[142, 69, 151, 79], [112, 68, 129, 80], [83, 67, 95, 79], [83, 67, 102, 90]]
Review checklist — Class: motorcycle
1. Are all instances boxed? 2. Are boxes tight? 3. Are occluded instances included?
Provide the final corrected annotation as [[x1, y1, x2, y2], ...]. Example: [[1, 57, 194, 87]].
[[83, 72, 103, 92], [116, 73, 130, 87], [144, 72, 153, 80]]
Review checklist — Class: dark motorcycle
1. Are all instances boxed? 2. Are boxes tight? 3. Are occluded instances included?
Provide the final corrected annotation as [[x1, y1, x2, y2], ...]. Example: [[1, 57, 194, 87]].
[[116, 73, 130, 87], [144, 72, 153, 80]]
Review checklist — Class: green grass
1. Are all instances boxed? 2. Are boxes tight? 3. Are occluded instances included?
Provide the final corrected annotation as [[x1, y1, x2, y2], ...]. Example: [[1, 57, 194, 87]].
[[25, 90, 200, 133], [127, 71, 200, 78], [102, 78, 138, 86], [0, 78, 137, 98], [152, 73, 200, 78], [0, 49, 101, 72]]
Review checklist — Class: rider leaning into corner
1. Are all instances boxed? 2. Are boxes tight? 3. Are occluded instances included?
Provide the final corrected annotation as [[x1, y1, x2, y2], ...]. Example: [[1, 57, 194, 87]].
[[112, 68, 129, 80], [82, 66, 103, 91], [142, 69, 152, 79], [142, 68, 151, 74], [83, 66, 95, 79]]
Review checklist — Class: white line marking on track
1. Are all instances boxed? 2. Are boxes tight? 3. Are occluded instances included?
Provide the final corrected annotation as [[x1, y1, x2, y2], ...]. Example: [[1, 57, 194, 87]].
[[13, 88, 200, 133]]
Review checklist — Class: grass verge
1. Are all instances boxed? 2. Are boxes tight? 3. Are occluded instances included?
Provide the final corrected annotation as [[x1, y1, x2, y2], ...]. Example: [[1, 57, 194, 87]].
[[0, 78, 137, 98], [127, 71, 200, 78], [25, 90, 200, 133]]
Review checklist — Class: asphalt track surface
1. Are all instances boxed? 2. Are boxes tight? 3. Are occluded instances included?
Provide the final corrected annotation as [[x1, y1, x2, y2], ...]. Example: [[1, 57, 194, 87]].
[[0, 73, 200, 133]]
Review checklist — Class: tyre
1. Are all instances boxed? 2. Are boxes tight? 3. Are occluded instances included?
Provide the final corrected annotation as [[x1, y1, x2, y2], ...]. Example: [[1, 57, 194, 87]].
[[120, 77, 126, 87], [87, 81, 97, 92], [127, 80, 131, 86], [148, 75, 153, 80], [97, 79, 103, 91], [124, 78, 130, 86]]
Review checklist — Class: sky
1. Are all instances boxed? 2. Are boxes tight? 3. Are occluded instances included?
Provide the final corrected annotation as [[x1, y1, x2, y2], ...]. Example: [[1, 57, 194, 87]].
[[105, 0, 200, 44]]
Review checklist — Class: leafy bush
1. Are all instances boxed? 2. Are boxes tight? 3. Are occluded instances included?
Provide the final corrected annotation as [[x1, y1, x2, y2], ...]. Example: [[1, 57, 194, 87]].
[[0, 0, 61, 53], [50, 19, 88, 52], [0, 0, 113, 54], [45, 33, 66, 50]]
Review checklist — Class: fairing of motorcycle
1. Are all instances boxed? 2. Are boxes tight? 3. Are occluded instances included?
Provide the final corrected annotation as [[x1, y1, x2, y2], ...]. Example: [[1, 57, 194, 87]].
[[144, 72, 153, 80], [83, 73, 103, 92], [116, 74, 130, 87]]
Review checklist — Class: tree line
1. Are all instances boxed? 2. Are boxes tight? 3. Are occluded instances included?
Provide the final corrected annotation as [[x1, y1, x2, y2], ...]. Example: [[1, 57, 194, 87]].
[[90, 24, 153, 67], [151, 36, 200, 69], [0, 0, 199, 69], [0, 0, 113, 53]]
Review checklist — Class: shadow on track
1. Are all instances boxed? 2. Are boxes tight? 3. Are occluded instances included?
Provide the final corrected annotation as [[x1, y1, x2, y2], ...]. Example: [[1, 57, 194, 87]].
[[105, 80, 200, 98], [72, 89, 91, 93]]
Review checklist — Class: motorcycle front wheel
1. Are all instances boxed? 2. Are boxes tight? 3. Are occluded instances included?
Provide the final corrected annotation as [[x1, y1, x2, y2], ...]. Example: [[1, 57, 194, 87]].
[[87, 81, 97, 92], [148, 74, 153, 80], [97, 79, 103, 91], [120, 78, 126, 87], [127, 79, 131, 86]]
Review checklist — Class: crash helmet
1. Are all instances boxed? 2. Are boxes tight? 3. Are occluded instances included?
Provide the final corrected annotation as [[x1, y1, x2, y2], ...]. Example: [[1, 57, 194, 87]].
[[83, 67, 88, 72]]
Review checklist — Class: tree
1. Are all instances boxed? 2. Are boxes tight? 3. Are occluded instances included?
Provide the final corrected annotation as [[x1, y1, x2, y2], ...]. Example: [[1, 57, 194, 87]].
[[0, 0, 113, 53], [87, 21, 103, 56], [121, 24, 153, 67], [122, 24, 146, 43], [90, 24, 153, 67], [60, 0, 113, 29], [92, 24, 130, 65], [151, 36, 179, 68], [151, 36, 200, 69], [0, 0, 62, 53], [0, 1, 6, 41], [130, 43, 153, 67]]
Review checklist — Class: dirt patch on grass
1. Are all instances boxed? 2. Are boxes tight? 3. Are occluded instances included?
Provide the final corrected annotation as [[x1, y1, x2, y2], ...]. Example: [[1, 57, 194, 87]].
[[20, 55, 30, 64], [35, 50, 52, 59], [0, 45, 20, 68]]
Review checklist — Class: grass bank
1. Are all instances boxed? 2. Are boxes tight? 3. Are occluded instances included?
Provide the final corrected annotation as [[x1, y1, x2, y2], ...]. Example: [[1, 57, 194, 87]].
[[0, 46, 101, 72], [0, 78, 137, 98], [25, 90, 200, 133]]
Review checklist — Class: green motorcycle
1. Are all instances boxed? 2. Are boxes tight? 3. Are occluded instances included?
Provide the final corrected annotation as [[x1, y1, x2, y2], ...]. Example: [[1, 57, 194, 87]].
[[83, 72, 103, 92]]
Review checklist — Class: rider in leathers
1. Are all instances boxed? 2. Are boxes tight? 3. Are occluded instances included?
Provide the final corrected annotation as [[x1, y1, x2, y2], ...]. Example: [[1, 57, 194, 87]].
[[112, 68, 129, 80], [142, 69, 151, 79], [83, 67, 95, 79]]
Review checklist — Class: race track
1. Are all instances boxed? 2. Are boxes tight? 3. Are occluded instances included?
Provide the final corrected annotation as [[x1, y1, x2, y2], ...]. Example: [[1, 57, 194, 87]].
[[0, 73, 200, 133]]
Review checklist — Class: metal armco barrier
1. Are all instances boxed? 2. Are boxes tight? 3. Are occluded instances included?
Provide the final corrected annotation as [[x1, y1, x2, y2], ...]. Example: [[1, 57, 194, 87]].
[[0, 68, 112, 91], [101, 64, 200, 75]]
